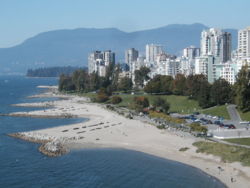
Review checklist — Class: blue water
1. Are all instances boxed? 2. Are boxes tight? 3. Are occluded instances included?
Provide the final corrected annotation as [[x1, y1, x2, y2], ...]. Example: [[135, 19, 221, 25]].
[[0, 76, 226, 188]]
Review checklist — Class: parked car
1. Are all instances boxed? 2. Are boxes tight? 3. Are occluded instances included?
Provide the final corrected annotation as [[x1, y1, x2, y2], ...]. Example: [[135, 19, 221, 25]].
[[223, 124, 230, 129], [228, 124, 236, 129], [214, 120, 222, 125], [219, 124, 225, 128], [207, 120, 213, 124]]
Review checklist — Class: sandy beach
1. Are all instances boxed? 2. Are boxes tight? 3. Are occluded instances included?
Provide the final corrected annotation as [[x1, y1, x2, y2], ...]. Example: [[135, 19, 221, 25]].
[[8, 86, 250, 188]]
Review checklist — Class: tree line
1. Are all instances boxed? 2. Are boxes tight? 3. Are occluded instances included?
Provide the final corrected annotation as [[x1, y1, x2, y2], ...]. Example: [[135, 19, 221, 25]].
[[59, 63, 133, 93], [59, 64, 250, 112], [59, 64, 151, 93], [145, 65, 250, 111]]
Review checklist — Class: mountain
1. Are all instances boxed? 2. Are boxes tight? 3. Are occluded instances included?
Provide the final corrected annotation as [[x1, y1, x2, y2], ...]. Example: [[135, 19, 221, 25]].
[[0, 23, 238, 74]]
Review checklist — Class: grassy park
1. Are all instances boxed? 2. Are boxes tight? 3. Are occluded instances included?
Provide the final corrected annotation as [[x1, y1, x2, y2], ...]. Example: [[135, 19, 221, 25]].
[[78, 92, 233, 118], [201, 105, 230, 119], [238, 111, 250, 121], [116, 94, 200, 114], [77, 92, 249, 121]]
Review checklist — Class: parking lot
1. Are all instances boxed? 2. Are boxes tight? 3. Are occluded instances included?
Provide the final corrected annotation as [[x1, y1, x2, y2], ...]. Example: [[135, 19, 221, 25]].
[[171, 112, 250, 139]]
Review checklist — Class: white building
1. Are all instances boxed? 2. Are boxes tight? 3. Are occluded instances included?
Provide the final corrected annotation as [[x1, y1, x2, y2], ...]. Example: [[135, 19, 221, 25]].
[[195, 56, 208, 75], [183, 46, 200, 59], [88, 51, 103, 75], [218, 62, 238, 84], [200, 28, 231, 63], [150, 56, 180, 78], [146, 44, 163, 63], [88, 50, 115, 77], [238, 27, 250, 59], [179, 57, 195, 76]]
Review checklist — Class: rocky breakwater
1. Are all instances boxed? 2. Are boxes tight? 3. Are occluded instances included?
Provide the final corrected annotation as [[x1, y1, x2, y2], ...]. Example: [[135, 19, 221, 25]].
[[8, 132, 69, 157]]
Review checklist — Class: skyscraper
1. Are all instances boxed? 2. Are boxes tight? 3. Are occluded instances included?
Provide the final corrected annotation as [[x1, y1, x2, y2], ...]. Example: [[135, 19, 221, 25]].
[[238, 27, 250, 59], [146, 44, 163, 62], [200, 28, 231, 62], [103, 50, 115, 66], [125, 48, 139, 65]]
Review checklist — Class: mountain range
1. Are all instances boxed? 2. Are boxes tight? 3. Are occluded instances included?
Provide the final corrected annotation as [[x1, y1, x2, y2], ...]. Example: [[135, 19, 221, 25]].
[[0, 23, 238, 74]]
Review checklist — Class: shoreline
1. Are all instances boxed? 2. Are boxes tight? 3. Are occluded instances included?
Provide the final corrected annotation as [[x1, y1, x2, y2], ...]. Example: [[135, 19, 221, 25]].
[[8, 85, 250, 188]]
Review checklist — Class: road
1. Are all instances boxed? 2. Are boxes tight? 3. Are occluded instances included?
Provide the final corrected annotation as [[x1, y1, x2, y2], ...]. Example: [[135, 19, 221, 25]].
[[227, 104, 242, 123]]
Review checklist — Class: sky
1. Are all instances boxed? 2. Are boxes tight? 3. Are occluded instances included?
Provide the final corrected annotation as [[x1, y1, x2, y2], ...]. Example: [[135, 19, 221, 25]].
[[1, 0, 250, 48]]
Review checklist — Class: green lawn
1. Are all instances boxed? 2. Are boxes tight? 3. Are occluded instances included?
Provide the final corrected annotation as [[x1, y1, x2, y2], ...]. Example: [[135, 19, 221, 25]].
[[238, 111, 250, 121], [193, 141, 250, 166], [116, 94, 200, 114], [224, 138, 250, 146], [68, 92, 234, 118], [200, 105, 230, 120]]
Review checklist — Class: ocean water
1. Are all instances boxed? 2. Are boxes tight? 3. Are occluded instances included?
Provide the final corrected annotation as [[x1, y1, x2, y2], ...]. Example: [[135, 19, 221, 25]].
[[0, 76, 226, 188]]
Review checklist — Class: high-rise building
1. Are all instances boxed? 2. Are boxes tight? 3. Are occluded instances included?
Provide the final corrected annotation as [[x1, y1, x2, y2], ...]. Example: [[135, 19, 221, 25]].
[[146, 44, 163, 62], [103, 50, 115, 66], [125, 48, 139, 65], [200, 28, 231, 63], [183, 46, 200, 59], [238, 27, 250, 59], [88, 50, 115, 77], [88, 51, 103, 74]]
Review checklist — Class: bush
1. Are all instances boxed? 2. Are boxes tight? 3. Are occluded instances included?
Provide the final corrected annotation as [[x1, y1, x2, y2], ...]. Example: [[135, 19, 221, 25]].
[[179, 147, 189, 152], [134, 96, 149, 107], [133, 96, 149, 112], [188, 123, 207, 133], [95, 93, 109, 103], [111, 96, 122, 104], [149, 111, 186, 124], [153, 97, 170, 114]]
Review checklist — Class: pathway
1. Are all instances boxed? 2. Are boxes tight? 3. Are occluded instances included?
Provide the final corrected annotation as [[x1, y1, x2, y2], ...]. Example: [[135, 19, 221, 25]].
[[227, 104, 242, 122]]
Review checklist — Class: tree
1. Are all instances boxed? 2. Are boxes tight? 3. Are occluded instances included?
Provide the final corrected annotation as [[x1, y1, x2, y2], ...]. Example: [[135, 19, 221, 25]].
[[186, 74, 208, 99], [134, 66, 150, 88], [72, 69, 88, 92], [160, 75, 173, 94], [172, 74, 187, 95], [235, 65, 250, 112], [100, 62, 115, 88], [118, 77, 133, 92], [58, 74, 75, 91], [197, 80, 211, 108], [144, 75, 161, 94], [144, 75, 173, 94], [210, 78, 232, 105], [111, 64, 121, 91]]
